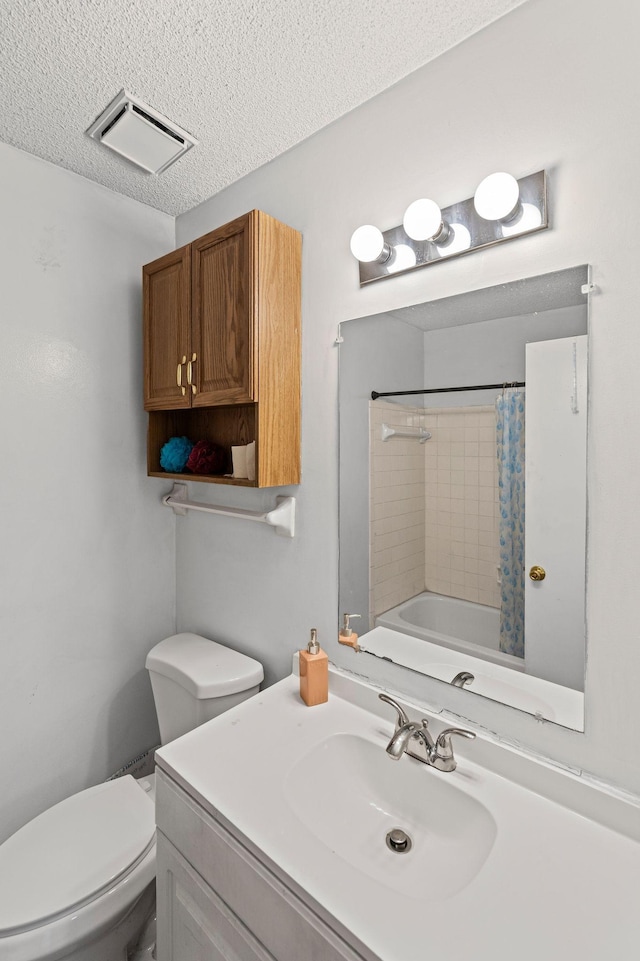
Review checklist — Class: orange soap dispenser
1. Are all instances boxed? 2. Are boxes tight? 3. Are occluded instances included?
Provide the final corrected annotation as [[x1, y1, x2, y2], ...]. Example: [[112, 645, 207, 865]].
[[338, 613, 361, 651], [299, 629, 328, 706]]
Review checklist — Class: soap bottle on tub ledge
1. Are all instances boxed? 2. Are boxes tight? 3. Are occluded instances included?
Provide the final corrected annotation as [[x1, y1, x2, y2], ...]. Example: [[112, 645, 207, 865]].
[[299, 629, 328, 706], [338, 613, 361, 651]]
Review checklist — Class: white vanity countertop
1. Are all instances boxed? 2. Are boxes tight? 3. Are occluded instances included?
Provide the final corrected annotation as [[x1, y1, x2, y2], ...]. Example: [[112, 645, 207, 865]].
[[155, 668, 640, 961]]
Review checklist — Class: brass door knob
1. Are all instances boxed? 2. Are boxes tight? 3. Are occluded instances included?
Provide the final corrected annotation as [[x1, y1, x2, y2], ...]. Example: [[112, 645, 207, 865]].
[[529, 565, 546, 581]]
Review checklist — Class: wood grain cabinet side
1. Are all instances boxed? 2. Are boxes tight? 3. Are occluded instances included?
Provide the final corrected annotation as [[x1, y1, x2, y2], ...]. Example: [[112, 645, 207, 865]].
[[142, 210, 301, 487]]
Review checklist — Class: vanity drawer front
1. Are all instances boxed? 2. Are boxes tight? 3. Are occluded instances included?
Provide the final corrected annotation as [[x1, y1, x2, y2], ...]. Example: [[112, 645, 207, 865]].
[[156, 770, 373, 961], [157, 832, 276, 961]]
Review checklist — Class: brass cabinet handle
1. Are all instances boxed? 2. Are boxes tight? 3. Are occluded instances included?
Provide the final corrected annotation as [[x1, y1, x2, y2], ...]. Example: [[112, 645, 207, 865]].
[[529, 565, 546, 581], [176, 355, 187, 396], [187, 352, 197, 395]]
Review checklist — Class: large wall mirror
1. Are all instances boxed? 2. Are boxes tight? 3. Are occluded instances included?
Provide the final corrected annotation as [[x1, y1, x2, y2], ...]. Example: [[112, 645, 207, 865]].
[[339, 265, 590, 731]]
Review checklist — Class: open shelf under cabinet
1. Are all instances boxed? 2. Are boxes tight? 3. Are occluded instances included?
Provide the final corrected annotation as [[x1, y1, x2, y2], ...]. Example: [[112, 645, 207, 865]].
[[147, 405, 258, 488]]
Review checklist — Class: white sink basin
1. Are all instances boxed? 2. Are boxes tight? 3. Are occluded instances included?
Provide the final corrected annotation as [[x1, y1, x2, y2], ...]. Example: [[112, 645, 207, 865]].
[[284, 732, 497, 899]]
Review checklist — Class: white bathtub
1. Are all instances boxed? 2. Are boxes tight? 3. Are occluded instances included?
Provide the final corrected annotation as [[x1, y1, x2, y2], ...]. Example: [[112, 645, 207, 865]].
[[376, 591, 524, 672]]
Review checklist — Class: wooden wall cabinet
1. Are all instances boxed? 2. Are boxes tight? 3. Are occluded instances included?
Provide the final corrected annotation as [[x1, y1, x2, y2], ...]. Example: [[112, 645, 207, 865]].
[[143, 210, 301, 487]]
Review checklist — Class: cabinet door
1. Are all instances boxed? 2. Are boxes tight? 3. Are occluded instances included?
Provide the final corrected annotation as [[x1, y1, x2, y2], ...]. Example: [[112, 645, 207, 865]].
[[157, 832, 276, 961], [143, 246, 191, 411], [191, 214, 255, 407], [156, 772, 373, 961]]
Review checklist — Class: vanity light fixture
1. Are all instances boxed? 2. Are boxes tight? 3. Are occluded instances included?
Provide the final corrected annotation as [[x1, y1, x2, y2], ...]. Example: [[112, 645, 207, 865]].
[[351, 169, 548, 286]]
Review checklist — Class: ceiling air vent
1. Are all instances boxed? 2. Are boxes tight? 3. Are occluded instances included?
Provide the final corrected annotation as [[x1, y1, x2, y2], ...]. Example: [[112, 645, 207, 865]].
[[86, 89, 198, 174]]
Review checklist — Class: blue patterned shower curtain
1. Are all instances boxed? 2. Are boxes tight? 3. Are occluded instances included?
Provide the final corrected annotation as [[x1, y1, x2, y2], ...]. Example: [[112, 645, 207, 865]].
[[496, 389, 525, 658]]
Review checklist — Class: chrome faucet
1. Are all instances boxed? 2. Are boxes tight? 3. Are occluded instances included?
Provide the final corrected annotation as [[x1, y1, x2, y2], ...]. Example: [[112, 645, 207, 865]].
[[378, 693, 476, 772], [451, 671, 474, 688]]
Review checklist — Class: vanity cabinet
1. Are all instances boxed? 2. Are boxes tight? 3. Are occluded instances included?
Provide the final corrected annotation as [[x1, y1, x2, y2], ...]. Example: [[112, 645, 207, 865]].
[[143, 210, 301, 487], [155, 770, 373, 961]]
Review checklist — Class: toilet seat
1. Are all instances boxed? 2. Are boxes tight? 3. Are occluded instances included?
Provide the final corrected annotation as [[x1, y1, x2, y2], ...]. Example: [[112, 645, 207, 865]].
[[0, 775, 155, 937]]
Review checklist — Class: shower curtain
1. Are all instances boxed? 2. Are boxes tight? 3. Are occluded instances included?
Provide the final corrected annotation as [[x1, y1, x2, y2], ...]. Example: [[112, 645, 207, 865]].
[[496, 388, 525, 658]]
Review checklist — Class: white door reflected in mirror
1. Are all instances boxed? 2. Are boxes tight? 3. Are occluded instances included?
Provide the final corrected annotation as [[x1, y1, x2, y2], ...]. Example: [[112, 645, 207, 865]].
[[524, 336, 587, 690]]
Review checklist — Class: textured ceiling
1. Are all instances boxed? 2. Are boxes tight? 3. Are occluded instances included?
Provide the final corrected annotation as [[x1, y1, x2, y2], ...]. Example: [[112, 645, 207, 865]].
[[0, 0, 525, 216]]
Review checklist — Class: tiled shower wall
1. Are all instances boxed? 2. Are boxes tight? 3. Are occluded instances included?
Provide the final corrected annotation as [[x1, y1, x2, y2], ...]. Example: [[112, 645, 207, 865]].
[[423, 405, 500, 609], [370, 401, 500, 621], [369, 402, 426, 623]]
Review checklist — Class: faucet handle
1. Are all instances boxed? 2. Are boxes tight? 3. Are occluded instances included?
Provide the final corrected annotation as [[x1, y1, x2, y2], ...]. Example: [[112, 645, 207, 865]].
[[433, 727, 476, 772], [378, 693, 410, 729], [436, 727, 476, 752]]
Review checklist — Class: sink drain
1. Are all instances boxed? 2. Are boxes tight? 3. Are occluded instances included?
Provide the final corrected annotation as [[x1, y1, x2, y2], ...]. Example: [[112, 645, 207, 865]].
[[385, 828, 412, 854]]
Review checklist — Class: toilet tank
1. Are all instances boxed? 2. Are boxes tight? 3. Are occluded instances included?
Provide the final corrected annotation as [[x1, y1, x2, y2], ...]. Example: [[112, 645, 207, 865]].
[[145, 633, 264, 745]]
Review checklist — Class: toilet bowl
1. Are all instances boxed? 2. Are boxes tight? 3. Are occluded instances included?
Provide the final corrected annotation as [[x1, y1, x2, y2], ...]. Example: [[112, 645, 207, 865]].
[[0, 634, 263, 961], [0, 775, 156, 961]]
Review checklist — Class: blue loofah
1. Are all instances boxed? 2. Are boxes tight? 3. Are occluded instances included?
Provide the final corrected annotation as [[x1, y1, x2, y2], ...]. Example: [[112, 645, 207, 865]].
[[160, 435, 194, 473]]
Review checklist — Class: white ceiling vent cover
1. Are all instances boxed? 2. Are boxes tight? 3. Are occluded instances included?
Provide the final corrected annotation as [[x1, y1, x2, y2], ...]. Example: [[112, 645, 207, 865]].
[[86, 89, 198, 175]]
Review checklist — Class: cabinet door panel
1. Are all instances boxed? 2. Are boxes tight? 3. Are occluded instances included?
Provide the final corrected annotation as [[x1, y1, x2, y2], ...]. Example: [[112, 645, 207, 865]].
[[157, 833, 275, 961], [143, 246, 191, 411], [192, 216, 254, 406], [156, 772, 374, 961]]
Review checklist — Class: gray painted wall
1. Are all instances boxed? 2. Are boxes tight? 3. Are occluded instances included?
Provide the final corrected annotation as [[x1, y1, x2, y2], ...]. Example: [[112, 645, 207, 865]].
[[0, 144, 176, 841], [174, 0, 640, 794], [422, 302, 588, 407]]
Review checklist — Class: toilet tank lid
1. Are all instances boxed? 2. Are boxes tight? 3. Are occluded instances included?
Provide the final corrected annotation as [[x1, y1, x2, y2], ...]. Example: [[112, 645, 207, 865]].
[[145, 633, 264, 698]]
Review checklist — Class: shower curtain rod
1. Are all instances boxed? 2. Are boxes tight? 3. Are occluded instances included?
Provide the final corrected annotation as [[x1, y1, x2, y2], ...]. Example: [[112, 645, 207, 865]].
[[371, 381, 525, 400]]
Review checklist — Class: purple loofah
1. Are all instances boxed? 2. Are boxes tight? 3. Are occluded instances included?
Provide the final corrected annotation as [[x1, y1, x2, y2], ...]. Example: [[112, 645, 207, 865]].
[[185, 440, 228, 475], [160, 436, 194, 473]]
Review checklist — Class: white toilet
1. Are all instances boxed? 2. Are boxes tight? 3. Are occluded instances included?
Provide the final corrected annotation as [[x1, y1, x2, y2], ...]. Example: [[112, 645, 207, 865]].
[[0, 633, 263, 961]]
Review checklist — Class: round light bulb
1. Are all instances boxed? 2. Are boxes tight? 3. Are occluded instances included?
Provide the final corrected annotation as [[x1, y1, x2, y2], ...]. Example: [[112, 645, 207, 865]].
[[403, 198, 444, 242], [474, 172, 520, 222], [387, 244, 417, 274], [349, 225, 387, 263], [501, 202, 543, 237], [437, 223, 471, 257]]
